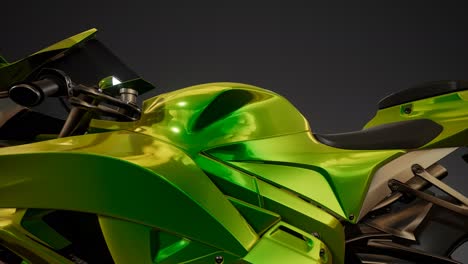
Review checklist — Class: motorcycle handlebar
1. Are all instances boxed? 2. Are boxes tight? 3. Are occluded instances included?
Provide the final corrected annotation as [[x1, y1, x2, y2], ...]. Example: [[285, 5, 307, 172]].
[[8, 68, 70, 107], [9, 79, 60, 107]]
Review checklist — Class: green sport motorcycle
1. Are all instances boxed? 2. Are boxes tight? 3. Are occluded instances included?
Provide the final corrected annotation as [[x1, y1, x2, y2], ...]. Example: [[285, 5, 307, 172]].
[[0, 29, 467, 264]]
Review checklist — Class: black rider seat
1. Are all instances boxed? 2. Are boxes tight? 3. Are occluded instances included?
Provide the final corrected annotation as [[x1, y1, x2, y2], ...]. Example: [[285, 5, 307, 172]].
[[314, 119, 443, 150]]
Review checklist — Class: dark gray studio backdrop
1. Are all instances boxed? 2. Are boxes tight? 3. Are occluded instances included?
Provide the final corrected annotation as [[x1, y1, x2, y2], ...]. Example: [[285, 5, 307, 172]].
[[1, 1, 467, 261]]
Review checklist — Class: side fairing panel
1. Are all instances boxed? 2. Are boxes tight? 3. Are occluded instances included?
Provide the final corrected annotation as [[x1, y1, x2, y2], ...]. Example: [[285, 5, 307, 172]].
[[0, 131, 257, 256], [206, 132, 402, 222]]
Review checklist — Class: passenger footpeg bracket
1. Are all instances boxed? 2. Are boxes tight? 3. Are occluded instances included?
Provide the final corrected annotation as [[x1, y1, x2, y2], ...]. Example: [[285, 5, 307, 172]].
[[388, 164, 468, 216]]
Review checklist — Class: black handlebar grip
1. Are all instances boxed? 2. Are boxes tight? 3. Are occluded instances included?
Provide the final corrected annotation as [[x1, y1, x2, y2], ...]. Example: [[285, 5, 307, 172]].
[[9, 78, 60, 107]]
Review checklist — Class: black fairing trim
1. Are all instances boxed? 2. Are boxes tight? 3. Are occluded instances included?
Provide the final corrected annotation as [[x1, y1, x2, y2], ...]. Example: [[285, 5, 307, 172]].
[[44, 39, 139, 87], [379, 80, 468, 109], [314, 119, 443, 150], [42, 210, 114, 263]]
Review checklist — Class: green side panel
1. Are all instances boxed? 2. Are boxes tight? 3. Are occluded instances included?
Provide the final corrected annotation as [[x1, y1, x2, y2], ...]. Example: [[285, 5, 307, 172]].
[[244, 222, 331, 264], [229, 162, 345, 219], [99, 215, 154, 264], [0, 131, 257, 255], [207, 132, 402, 223], [99, 215, 235, 264], [366, 90, 468, 148], [0, 29, 96, 90], [194, 154, 262, 206], [257, 180, 345, 264], [195, 153, 345, 262], [0, 209, 73, 263], [228, 196, 281, 235]]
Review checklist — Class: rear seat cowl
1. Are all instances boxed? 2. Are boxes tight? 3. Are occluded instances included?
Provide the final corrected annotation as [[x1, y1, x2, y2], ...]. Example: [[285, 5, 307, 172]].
[[379, 80, 468, 109]]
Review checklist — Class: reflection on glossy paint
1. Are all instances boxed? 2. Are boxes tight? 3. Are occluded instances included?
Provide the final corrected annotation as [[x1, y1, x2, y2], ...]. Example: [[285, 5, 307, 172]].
[[170, 127, 181, 134], [177, 101, 187, 107], [0, 208, 16, 217], [0, 219, 11, 227], [155, 238, 191, 262], [0, 208, 15, 227], [57, 139, 74, 146]]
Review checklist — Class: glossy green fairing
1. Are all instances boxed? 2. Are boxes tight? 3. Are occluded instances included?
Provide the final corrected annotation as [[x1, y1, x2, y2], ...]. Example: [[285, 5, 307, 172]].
[[131, 82, 311, 154], [194, 154, 346, 263], [0, 131, 258, 261], [0, 82, 354, 262], [91, 83, 402, 222], [86, 82, 403, 263], [206, 132, 402, 222], [366, 90, 468, 148]]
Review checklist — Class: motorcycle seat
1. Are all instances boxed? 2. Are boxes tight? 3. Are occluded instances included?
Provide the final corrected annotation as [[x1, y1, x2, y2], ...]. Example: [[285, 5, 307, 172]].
[[314, 119, 443, 150]]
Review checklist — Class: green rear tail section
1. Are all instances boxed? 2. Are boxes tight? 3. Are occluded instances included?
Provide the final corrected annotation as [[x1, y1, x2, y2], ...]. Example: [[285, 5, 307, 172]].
[[366, 89, 468, 148]]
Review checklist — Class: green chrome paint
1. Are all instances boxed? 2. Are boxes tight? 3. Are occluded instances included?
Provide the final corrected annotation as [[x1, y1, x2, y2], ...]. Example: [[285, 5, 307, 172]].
[[256, 179, 345, 264], [207, 132, 402, 222], [194, 154, 262, 206], [153, 234, 222, 263], [0, 131, 258, 256], [229, 161, 345, 218], [0, 209, 73, 263], [366, 90, 468, 148], [228, 196, 281, 235], [195, 153, 345, 263], [155, 238, 190, 262], [99, 215, 154, 264], [125, 82, 309, 155], [86, 83, 381, 262], [244, 222, 332, 264], [90, 82, 403, 221]]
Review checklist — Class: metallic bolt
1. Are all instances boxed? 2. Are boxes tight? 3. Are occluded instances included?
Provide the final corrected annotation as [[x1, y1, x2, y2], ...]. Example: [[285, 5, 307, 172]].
[[349, 214, 355, 220], [412, 164, 424, 173], [215, 255, 224, 264], [312, 232, 320, 238], [320, 248, 325, 257]]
